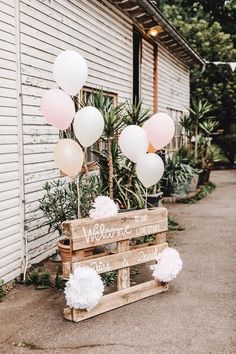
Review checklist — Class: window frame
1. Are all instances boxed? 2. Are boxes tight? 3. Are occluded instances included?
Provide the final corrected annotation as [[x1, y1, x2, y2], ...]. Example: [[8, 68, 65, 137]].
[[166, 108, 184, 152]]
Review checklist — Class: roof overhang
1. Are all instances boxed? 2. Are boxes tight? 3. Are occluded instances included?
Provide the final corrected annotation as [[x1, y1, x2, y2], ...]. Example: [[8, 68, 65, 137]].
[[109, 0, 204, 66]]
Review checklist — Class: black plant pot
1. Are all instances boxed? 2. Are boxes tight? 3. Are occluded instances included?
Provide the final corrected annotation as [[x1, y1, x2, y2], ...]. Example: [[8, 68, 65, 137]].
[[197, 168, 211, 186], [146, 192, 163, 208]]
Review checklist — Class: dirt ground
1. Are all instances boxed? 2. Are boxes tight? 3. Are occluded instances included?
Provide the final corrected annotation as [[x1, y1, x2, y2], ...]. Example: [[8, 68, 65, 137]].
[[0, 170, 235, 354]]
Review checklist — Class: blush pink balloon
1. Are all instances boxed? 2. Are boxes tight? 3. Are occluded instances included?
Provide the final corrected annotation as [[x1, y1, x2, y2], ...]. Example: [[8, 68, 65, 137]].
[[143, 113, 175, 150], [41, 89, 75, 130]]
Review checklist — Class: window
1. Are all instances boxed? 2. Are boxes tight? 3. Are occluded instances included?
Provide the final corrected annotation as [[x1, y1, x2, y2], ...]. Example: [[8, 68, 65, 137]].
[[80, 87, 118, 162], [166, 108, 184, 151], [81, 87, 118, 107]]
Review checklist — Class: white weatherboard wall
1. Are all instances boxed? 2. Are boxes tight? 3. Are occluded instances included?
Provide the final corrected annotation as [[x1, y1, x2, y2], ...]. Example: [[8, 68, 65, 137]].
[[0, 0, 192, 283], [19, 0, 133, 267], [0, 0, 23, 283], [141, 39, 154, 111], [157, 43, 190, 113]]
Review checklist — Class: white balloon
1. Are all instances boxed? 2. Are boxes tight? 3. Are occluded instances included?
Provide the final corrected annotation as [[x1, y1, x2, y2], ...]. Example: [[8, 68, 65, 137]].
[[136, 153, 164, 188], [119, 125, 148, 163], [53, 50, 88, 96], [73, 106, 104, 147]]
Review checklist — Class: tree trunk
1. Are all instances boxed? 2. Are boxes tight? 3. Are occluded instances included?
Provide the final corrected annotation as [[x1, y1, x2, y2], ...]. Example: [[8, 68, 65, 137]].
[[128, 162, 135, 187], [194, 125, 198, 163], [98, 138, 102, 154], [107, 138, 114, 199]]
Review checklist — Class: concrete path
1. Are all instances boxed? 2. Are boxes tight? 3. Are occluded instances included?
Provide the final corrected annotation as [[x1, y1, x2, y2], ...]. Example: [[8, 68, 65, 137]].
[[0, 170, 235, 354]]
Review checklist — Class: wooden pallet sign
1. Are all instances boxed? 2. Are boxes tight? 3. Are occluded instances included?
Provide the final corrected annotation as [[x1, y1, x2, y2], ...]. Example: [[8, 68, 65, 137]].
[[62, 207, 169, 322]]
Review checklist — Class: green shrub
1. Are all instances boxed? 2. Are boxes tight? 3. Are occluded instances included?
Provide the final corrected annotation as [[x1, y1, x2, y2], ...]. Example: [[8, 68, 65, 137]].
[[161, 153, 195, 196], [25, 269, 51, 288], [216, 134, 236, 164], [39, 174, 102, 235], [101, 271, 117, 286]]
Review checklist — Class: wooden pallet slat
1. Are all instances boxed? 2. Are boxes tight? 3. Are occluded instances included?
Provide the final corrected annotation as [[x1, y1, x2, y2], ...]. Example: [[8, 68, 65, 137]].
[[117, 239, 130, 290], [62, 207, 168, 249], [71, 242, 168, 274], [63, 280, 169, 322]]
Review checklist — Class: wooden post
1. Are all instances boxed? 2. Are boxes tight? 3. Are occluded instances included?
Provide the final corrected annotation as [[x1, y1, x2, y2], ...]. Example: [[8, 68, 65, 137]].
[[117, 239, 130, 290], [107, 138, 114, 199], [153, 44, 158, 112]]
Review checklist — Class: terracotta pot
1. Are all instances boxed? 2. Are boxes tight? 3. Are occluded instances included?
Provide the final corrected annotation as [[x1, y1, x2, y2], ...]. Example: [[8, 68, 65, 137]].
[[57, 239, 94, 263], [57, 239, 71, 263]]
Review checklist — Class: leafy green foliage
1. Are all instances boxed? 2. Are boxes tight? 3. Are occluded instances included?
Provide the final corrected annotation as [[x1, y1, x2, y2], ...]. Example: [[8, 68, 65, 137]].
[[39, 174, 102, 235], [134, 235, 155, 245], [161, 153, 195, 196], [156, 0, 236, 145], [216, 134, 236, 164], [180, 98, 219, 168], [168, 217, 185, 231], [124, 100, 151, 126], [55, 272, 66, 291], [157, 0, 236, 43], [25, 269, 51, 288], [101, 271, 117, 287], [90, 95, 150, 209]]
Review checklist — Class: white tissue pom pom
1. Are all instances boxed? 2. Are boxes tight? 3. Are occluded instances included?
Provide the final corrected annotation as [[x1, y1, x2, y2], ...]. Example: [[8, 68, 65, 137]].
[[89, 196, 118, 220], [64, 266, 104, 311], [151, 248, 182, 282]]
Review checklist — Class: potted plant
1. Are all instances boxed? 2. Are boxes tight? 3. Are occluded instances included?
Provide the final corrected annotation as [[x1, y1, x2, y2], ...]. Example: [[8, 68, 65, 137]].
[[176, 146, 199, 192], [161, 153, 195, 197], [90, 93, 151, 210], [180, 98, 218, 186], [197, 120, 219, 185], [39, 174, 102, 261]]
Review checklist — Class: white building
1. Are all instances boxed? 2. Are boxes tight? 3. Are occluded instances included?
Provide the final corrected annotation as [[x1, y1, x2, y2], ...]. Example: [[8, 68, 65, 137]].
[[0, 0, 203, 283]]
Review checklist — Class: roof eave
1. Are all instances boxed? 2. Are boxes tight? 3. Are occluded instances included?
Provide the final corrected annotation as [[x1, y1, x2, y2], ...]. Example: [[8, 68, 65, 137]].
[[109, 0, 205, 66]]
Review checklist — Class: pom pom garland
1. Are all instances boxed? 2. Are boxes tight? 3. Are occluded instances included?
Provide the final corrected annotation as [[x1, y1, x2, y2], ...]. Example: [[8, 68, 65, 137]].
[[64, 266, 104, 311], [89, 196, 118, 220], [151, 248, 182, 282]]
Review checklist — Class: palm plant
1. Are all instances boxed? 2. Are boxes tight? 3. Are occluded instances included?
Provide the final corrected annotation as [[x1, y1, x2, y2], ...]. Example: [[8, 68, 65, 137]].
[[84, 88, 125, 199], [199, 120, 219, 136], [161, 153, 195, 196], [180, 114, 194, 141], [90, 94, 150, 209], [187, 98, 213, 163], [197, 119, 219, 168], [124, 99, 151, 126]]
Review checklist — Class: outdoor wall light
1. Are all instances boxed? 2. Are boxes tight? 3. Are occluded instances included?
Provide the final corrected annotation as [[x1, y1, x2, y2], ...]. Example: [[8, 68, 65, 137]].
[[148, 25, 164, 37]]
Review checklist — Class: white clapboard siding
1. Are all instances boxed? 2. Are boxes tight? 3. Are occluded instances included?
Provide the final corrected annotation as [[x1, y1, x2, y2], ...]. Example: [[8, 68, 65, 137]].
[[141, 39, 154, 111], [20, 0, 133, 264], [0, 0, 192, 283], [0, 1, 22, 283], [157, 43, 190, 113]]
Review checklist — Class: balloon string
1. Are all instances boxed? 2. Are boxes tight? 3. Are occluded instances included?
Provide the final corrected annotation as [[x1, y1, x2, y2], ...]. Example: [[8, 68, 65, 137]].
[[145, 188, 148, 209]]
